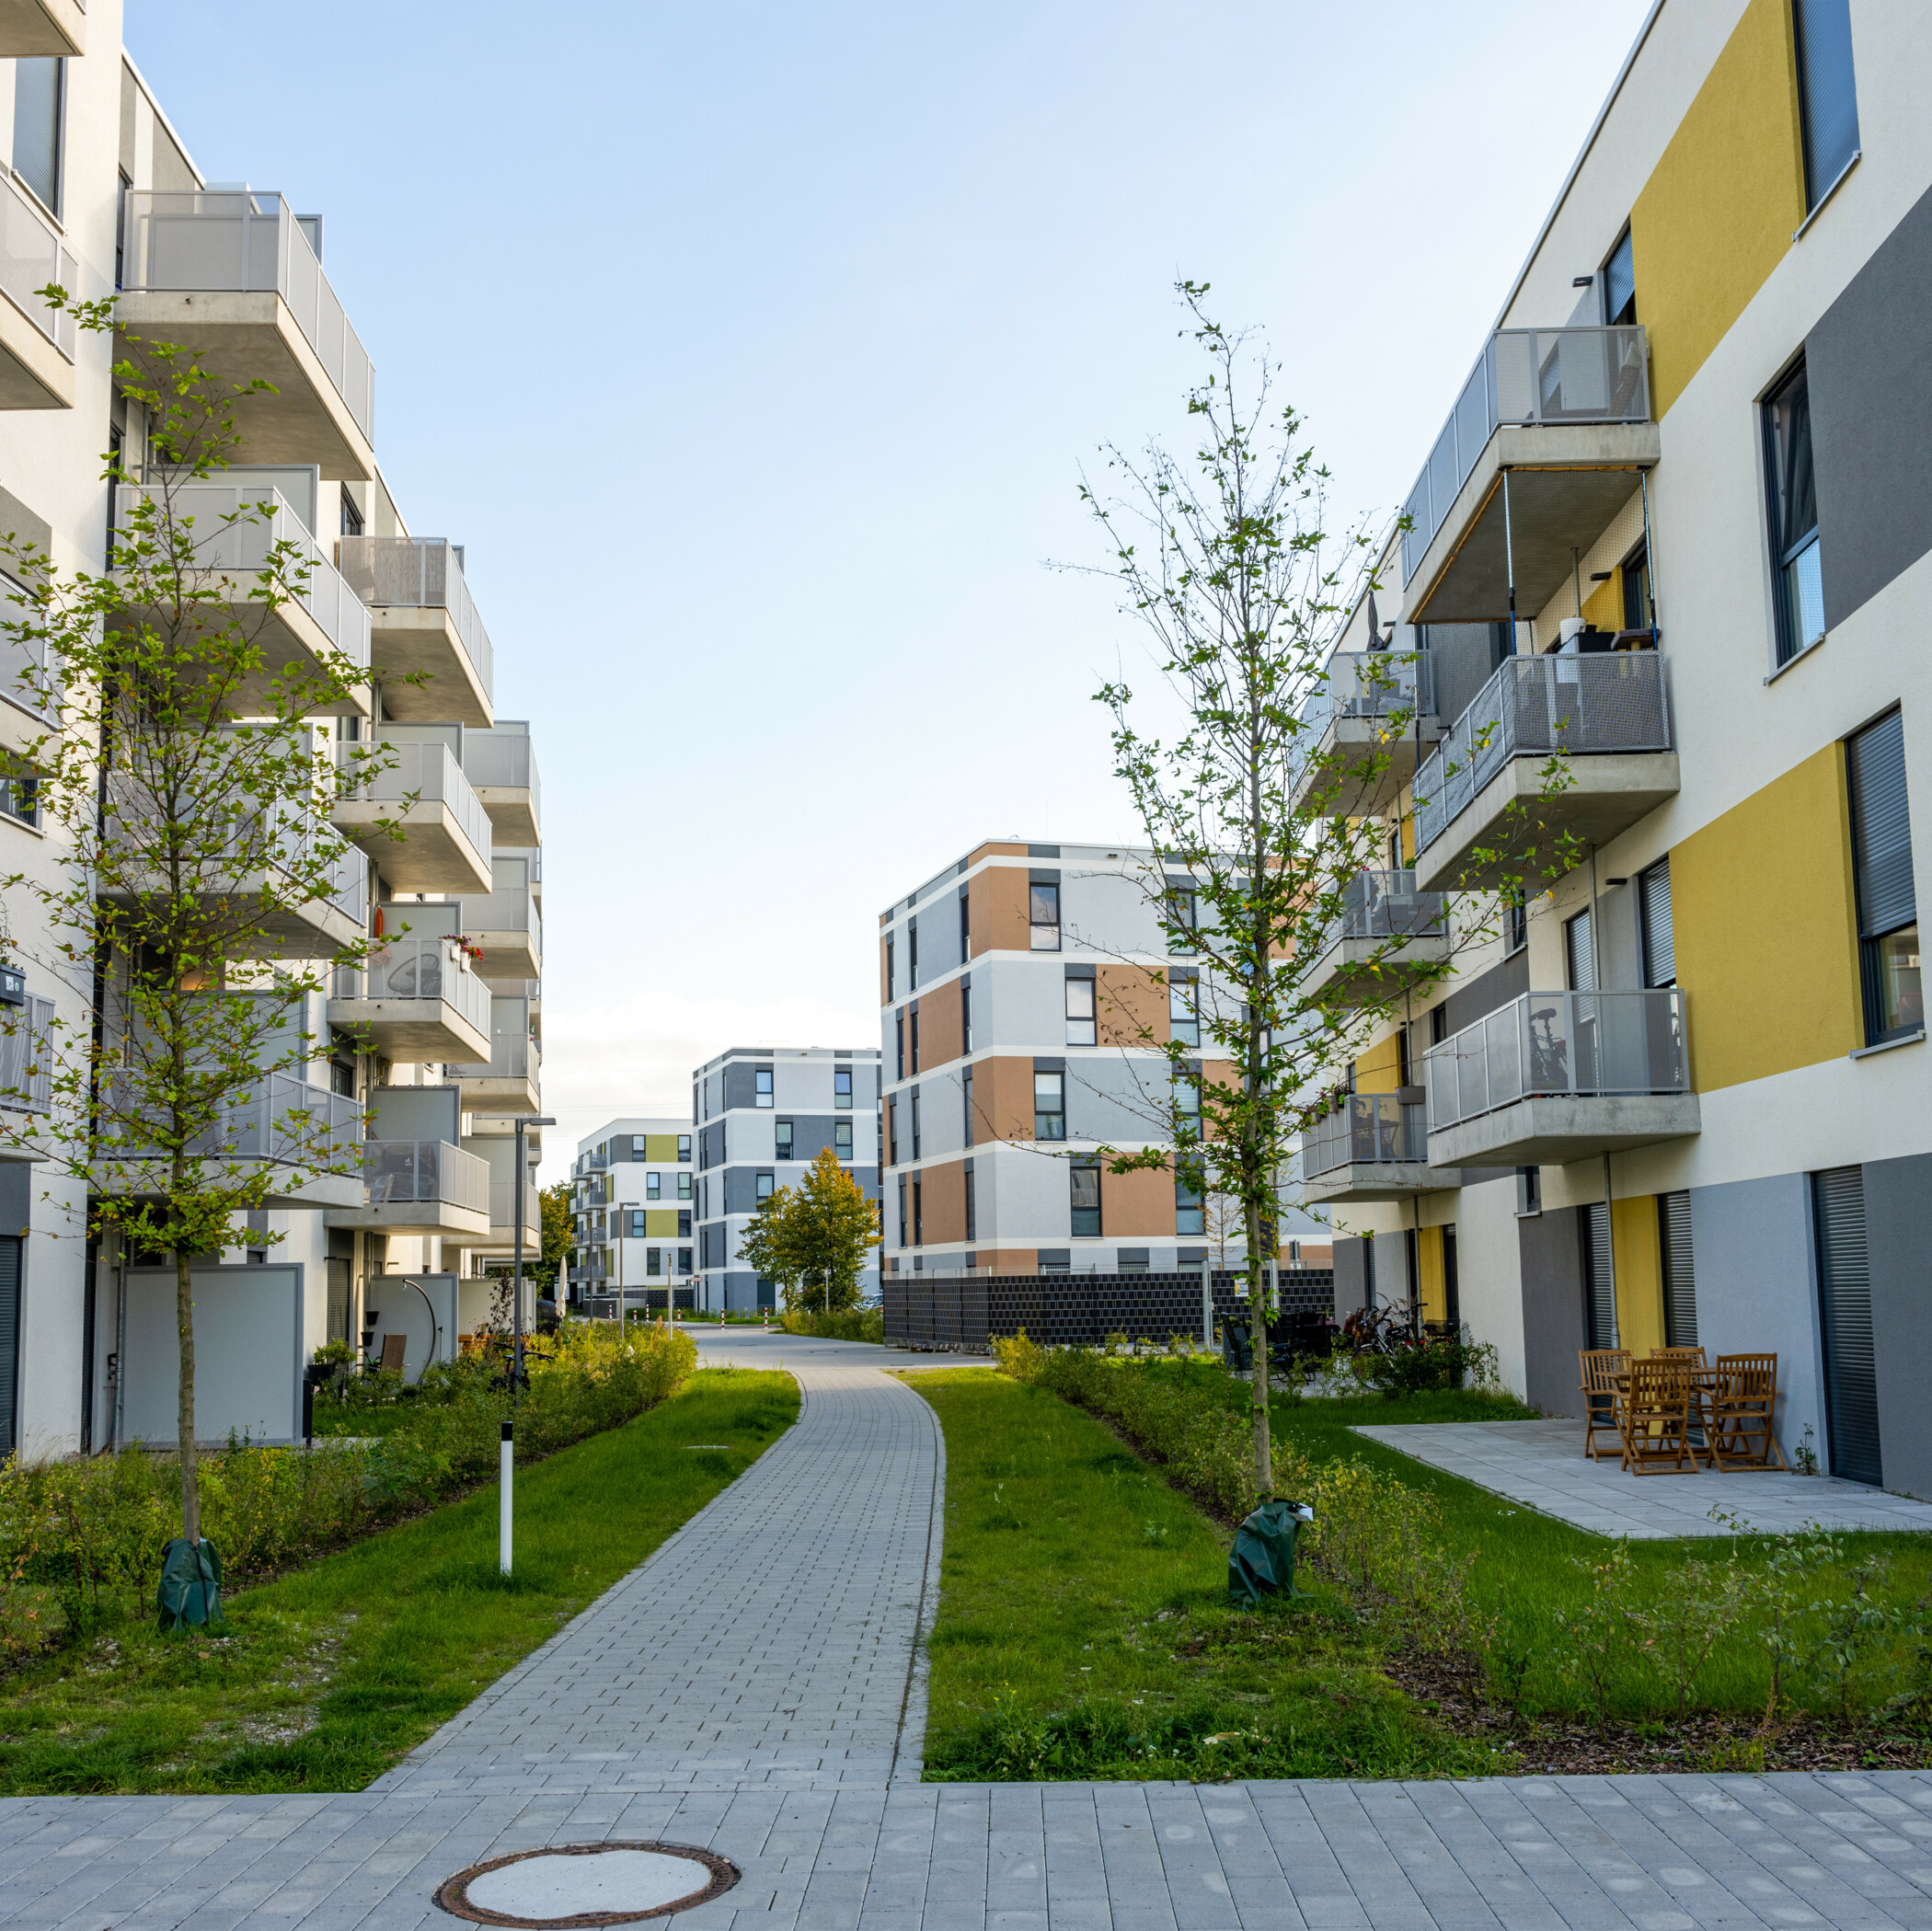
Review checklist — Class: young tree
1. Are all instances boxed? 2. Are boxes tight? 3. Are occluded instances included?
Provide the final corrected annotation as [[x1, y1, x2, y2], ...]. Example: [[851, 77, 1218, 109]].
[[532, 1181, 573, 1299], [0, 301, 400, 1580], [737, 1147, 880, 1314]]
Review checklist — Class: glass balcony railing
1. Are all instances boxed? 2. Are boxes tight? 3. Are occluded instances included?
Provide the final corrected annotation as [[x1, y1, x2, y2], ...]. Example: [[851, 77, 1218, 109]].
[[337, 738, 491, 863], [335, 536, 494, 702], [1301, 1093, 1427, 1178], [0, 162, 76, 360], [362, 1138, 489, 1214], [463, 726, 541, 822], [103, 1070, 362, 1169], [1317, 869, 1447, 960]]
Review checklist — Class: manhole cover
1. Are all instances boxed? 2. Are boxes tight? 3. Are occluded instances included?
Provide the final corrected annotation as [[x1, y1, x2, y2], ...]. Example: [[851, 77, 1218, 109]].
[[435, 1842, 739, 1926]]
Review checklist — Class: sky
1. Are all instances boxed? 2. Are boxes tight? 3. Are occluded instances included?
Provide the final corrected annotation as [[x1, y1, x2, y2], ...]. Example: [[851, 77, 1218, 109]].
[[125, 0, 1655, 1182]]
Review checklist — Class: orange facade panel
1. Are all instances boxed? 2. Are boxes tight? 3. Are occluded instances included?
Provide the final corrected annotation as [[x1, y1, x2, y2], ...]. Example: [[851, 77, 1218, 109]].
[[969, 1054, 1036, 1144], [1104, 1159, 1177, 1238], [1097, 962, 1167, 1048], [919, 978, 963, 1072], [969, 863, 1029, 957], [919, 1159, 968, 1247]]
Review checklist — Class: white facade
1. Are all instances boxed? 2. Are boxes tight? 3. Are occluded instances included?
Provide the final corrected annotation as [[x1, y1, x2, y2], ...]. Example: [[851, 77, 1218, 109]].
[[568, 1117, 694, 1313]]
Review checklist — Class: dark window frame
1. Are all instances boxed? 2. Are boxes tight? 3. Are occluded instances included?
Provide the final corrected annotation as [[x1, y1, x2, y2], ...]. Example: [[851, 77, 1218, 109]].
[[1764, 354, 1823, 668]]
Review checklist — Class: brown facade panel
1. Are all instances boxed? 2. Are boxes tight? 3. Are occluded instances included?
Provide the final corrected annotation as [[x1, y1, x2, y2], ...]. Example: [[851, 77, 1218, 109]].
[[974, 1247, 1037, 1273], [919, 978, 963, 1071], [970, 863, 1029, 957], [920, 1159, 969, 1247], [1097, 962, 1167, 1048], [1104, 1161, 1177, 1237], [971, 1055, 1036, 1144]]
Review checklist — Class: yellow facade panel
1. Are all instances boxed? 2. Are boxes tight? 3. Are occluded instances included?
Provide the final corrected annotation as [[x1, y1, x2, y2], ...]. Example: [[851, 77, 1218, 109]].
[[1353, 1031, 1404, 1096], [645, 1134, 679, 1161], [1610, 1196, 1665, 1356], [1416, 1224, 1447, 1326], [645, 1208, 681, 1236]]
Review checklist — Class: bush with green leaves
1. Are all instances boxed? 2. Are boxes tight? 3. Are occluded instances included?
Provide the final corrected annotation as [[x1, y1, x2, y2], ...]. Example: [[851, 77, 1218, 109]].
[[778, 1308, 883, 1342]]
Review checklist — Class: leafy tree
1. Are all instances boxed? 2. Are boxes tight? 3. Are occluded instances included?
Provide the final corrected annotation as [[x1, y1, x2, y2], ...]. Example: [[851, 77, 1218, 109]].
[[737, 1146, 880, 1313], [531, 1181, 572, 1298], [0, 298, 400, 1563]]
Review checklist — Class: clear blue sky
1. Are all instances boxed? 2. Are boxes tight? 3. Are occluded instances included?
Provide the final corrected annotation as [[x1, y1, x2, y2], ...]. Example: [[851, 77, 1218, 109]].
[[127, 0, 1653, 1178]]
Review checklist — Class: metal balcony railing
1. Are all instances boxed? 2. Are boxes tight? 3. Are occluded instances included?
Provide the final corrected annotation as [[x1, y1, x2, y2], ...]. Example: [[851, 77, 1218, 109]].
[[330, 936, 491, 1036], [0, 163, 76, 360], [120, 190, 374, 443], [463, 727, 541, 822], [334, 537, 493, 703], [0, 994, 54, 1114], [114, 483, 373, 673], [457, 879, 541, 953], [1400, 325, 1650, 583], [1424, 988, 1688, 1133], [1413, 651, 1671, 856], [362, 1138, 489, 1213], [1317, 869, 1447, 959], [1299, 650, 1433, 737], [104, 1071, 362, 1168], [1301, 1094, 1427, 1178], [489, 1175, 541, 1233], [452, 1029, 538, 1085], [0, 571, 57, 725], [337, 738, 491, 863]]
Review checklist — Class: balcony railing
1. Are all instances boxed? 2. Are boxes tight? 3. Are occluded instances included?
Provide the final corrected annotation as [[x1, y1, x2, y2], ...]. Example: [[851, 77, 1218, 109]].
[[1300, 650, 1433, 737], [1413, 651, 1671, 856], [114, 483, 373, 673], [1318, 869, 1447, 957], [104, 1071, 362, 1168], [338, 738, 491, 861], [1400, 326, 1650, 583], [464, 728, 541, 822], [453, 1030, 538, 1085], [0, 163, 76, 360], [331, 936, 490, 1035], [459, 880, 542, 951], [0, 994, 54, 1113], [0, 572, 57, 724], [334, 536, 494, 702], [489, 1175, 541, 1233], [120, 190, 374, 444], [1302, 1094, 1426, 1179], [1424, 988, 1688, 1133], [362, 1138, 489, 1213]]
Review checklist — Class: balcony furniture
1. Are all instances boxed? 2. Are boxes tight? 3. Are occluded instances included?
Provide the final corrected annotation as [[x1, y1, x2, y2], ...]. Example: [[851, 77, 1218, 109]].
[[378, 1332, 408, 1374], [0, 159, 78, 408], [328, 937, 491, 1062], [335, 537, 493, 725], [1708, 1354, 1788, 1471], [1616, 1357, 1700, 1475], [1578, 1348, 1631, 1460]]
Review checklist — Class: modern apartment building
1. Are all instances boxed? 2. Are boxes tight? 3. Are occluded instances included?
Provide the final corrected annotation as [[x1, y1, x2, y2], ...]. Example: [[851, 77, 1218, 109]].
[[693, 1047, 882, 1311], [1308, 0, 1932, 1491], [0, 14, 544, 1453], [879, 841, 1328, 1282], [566, 1118, 695, 1313]]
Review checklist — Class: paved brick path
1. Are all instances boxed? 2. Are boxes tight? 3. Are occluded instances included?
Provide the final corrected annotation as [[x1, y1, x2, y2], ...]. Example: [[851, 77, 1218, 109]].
[[6, 1331, 1932, 1929]]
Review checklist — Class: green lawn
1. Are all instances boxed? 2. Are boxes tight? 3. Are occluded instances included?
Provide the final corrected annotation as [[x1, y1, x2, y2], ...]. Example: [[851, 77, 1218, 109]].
[[908, 1367, 1504, 1781], [0, 1367, 797, 1795]]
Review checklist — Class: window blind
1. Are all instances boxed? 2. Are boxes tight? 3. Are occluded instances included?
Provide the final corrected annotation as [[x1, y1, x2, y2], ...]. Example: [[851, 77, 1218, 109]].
[[1639, 858, 1675, 987], [1581, 1202, 1617, 1350], [1659, 1190, 1696, 1347], [1848, 710, 1915, 937]]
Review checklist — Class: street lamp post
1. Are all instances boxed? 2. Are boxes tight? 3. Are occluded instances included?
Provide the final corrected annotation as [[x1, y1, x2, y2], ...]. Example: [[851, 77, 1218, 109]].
[[512, 1114, 556, 1397]]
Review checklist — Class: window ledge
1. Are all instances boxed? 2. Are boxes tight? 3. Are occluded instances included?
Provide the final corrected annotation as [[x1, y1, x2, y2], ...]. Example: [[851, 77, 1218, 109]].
[[1765, 634, 1827, 685], [1851, 1029, 1924, 1062], [1794, 150, 1861, 242]]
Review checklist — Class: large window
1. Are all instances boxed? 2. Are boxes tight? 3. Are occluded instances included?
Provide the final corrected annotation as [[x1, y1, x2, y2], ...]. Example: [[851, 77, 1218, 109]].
[[775, 1119, 794, 1162], [1064, 972, 1097, 1046], [12, 59, 63, 213], [964, 1167, 976, 1242], [960, 978, 972, 1052], [628, 1210, 647, 1238], [1069, 1163, 1101, 1237], [910, 1092, 921, 1159], [961, 1066, 973, 1148], [834, 1066, 853, 1109], [1169, 971, 1200, 1047], [1639, 857, 1675, 988], [1765, 359, 1823, 666], [834, 1120, 853, 1158], [1033, 1070, 1065, 1141], [753, 1066, 774, 1108], [1175, 1175, 1204, 1237], [646, 1172, 661, 1200], [1029, 879, 1061, 951], [1795, 0, 1859, 212], [1603, 226, 1636, 327], [1847, 708, 1920, 1043]]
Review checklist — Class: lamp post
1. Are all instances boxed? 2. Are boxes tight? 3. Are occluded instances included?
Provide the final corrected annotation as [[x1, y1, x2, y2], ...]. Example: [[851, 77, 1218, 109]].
[[512, 1114, 555, 1397]]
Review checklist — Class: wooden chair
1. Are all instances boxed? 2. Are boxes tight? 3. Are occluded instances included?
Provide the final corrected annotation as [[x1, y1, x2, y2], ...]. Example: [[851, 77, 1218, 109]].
[[1708, 1354, 1788, 1470], [1618, 1358, 1700, 1474], [1650, 1346, 1708, 1365], [378, 1331, 408, 1375], [1578, 1349, 1631, 1460]]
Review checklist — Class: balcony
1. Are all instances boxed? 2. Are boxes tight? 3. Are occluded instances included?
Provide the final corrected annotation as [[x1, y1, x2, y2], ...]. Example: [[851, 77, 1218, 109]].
[[331, 730, 492, 894], [112, 483, 373, 715], [0, 572, 59, 760], [1289, 651, 1440, 816], [1399, 326, 1656, 626], [0, 0, 86, 55], [1302, 870, 1449, 1007], [1299, 1093, 1462, 1202], [117, 191, 375, 477], [326, 1138, 490, 1237], [449, 1174, 542, 1258], [451, 998, 540, 1114], [335, 537, 493, 727], [463, 723, 541, 845], [0, 162, 77, 408], [456, 856, 541, 984], [328, 937, 491, 1063], [0, 988, 53, 1159], [1423, 988, 1698, 1167], [1411, 652, 1677, 892]]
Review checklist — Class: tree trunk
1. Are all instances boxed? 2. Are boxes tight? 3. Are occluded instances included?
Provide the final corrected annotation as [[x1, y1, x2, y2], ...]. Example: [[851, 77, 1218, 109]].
[[175, 1245, 200, 1542], [1245, 1193, 1272, 1499]]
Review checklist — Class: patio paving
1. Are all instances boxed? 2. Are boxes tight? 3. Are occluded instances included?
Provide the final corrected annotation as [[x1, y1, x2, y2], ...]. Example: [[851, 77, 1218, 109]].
[[1353, 1419, 1932, 1540]]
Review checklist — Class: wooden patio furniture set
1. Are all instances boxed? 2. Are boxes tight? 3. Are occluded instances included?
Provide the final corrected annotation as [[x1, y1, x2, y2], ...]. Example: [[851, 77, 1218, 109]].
[[1577, 1347, 1788, 1475]]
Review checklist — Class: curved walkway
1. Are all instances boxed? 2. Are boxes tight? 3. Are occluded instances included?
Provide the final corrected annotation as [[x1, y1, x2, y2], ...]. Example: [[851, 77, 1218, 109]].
[[7, 1332, 1932, 1929]]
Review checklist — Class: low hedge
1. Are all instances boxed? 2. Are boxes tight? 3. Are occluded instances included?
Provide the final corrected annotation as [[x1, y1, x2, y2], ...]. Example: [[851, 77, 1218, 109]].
[[778, 1308, 883, 1342]]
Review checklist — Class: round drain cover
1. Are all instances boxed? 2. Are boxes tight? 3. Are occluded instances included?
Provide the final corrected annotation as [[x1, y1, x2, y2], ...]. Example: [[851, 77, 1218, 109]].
[[435, 1842, 739, 1926]]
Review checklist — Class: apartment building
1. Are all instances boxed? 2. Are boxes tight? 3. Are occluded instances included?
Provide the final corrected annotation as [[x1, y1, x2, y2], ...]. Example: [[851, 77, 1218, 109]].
[[693, 1047, 882, 1311], [0, 13, 544, 1452], [1307, 0, 1932, 1491], [566, 1118, 694, 1313], [879, 841, 1328, 1282]]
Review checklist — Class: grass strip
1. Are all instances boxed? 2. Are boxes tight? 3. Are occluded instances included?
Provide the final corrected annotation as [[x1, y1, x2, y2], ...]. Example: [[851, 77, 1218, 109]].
[[0, 1366, 797, 1795]]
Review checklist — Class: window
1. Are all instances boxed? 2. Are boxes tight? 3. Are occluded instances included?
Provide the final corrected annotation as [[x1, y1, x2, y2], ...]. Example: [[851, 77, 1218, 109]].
[[960, 977, 972, 1052], [910, 1092, 922, 1159], [678, 1246, 693, 1274], [909, 915, 919, 988], [776, 1119, 794, 1162], [677, 1172, 692, 1200], [1639, 857, 1675, 987], [1176, 1175, 1204, 1237], [114, 170, 129, 289], [894, 1009, 905, 1080], [1430, 1003, 1448, 1046], [0, 776, 40, 830], [910, 1005, 920, 1073], [1565, 906, 1596, 992], [678, 1133, 691, 1163], [1622, 542, 1653, 637], [1660, 1190, 1697, 1348], [834, 1066, 853, 1109], [1765, 359, 1823, 666], [958, 886, 971, 958], [754, 1066, 774, 1108], [888, 1098, 899, 1165], [886, 937, 894, 1001], [1034, 1070, 1065, 1140], [1504, 891, 1527, 956], [755, 1170, 776, 1202], [912, 1176, 923, 1245], [1581, 1201, 1617, 1349], [12, 59, 63, 213], [1603, 226, 1636, 328], [1516, 1166, 1541, 1216], [1174, 1070, 1201, 1129], [964, 1166, 977, 1242], [1069, 1163, 1101, 1237], [834, 1120, 853, 1158], [1847, 709, 1921, 1043], [340, 487, 363, 538], [1165, 877, 1200, 953], [647, 1247, 662, 1276], [629, 1210, 647, 1238], [897, 1175, 907, 1247], [1795, 0, 1859, 211], [1168, 971, 1200, 1047], [1029, 878, 1061, 951], [962, 1066, 973, 1148], [1064, 972, 1097, 1046], [631, 1134, 648, 1157], [646, 1172, 661, 1200], [678, 1210, 692, 1237]]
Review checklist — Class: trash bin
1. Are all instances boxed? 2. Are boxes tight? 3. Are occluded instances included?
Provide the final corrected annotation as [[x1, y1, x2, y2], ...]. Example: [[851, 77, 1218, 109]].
[[1227, 1499, 1314, 1605]]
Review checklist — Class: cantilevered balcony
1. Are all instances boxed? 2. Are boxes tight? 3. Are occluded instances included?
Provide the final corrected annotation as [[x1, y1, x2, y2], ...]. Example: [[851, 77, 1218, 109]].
[[1411, 652, 1677, 891], [328, 936, 491, 1063], [1302, 870, 1449, 1007], [118, 191, 375, 477], [1289, 651, 1440, 816], [463, 722, 540, 845], [451, 996, 540, 1114], [331, 730, 492, 895], [0, 162, 76, 408], [1424, 988, 1698, 1167], [449, 1172, 541, 1259], [456, 855, 541, 984], [326, 1138, 491, 1238], [0, 0, 85, 55], [112, 483, 373, 715], [335, 537, 493, 727], [1299, 1093, 1462, 1203], [1399, 326, 1656, 626], [0, 573, 59, 760]]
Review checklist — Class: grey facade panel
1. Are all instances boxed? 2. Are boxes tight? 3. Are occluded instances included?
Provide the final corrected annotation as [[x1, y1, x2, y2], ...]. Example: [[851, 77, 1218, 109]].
[[1423, 622, 1506, 732], [1332, 1236, 1369, 1319], [1810, 179, 1932, 631], [724, 1061, 768, 1110], [1517, 1206, 1587, 1416], [1437, 945, 1530, 1037], [1861, 1152, 1932, 1500]]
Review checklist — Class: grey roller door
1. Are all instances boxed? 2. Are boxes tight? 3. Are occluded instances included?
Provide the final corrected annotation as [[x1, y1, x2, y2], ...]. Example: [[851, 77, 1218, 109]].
[[1581, 1202, 1617, 1350], [0, 1237, 17, 1458], [1660, 1191, 1696, 1348], [1813, 1166, 1882, 1486]]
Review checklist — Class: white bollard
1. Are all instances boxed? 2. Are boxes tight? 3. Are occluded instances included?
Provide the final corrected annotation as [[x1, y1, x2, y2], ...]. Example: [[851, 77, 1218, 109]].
[[1201, 1257, 1213, 1350], [500, 1420, 513, 1576]]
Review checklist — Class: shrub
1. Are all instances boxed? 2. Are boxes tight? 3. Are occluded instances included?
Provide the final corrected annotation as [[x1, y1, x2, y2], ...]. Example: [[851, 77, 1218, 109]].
[[778, 1307, 883, 1343]]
